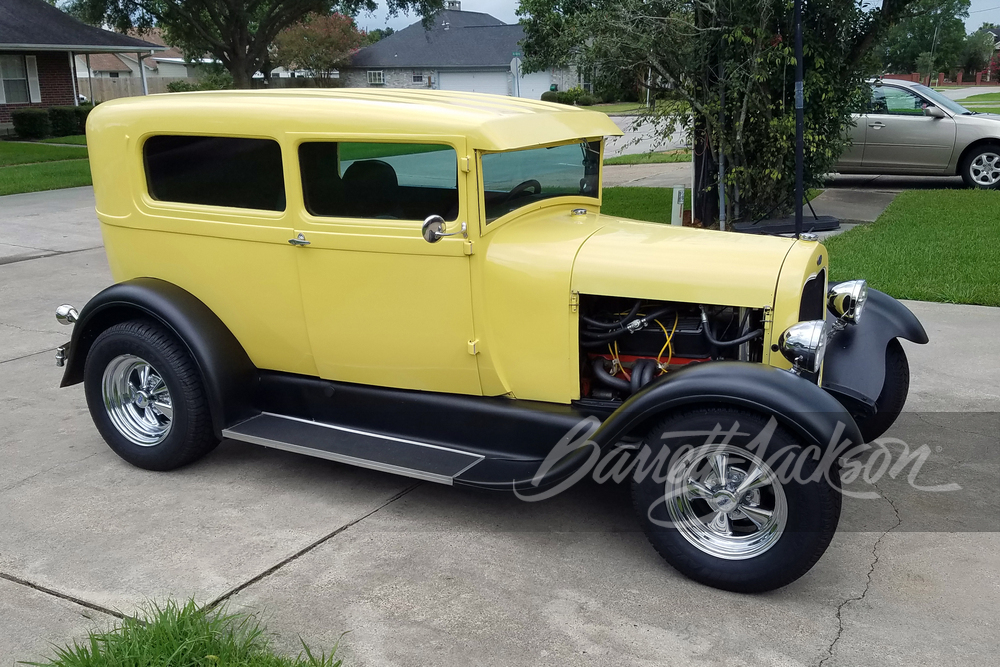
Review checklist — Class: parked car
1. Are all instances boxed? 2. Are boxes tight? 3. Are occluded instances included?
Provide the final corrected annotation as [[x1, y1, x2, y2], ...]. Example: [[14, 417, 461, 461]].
[[54, 90, 926, 593], [837, 78, 1000, 187]]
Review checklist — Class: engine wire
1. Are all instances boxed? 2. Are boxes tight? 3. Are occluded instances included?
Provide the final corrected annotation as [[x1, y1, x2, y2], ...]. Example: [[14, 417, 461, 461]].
[[655, 313, 680, 372]]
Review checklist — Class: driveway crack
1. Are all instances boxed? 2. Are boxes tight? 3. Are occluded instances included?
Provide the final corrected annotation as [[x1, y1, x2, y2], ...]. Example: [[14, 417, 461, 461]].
[[817, 484, 901, 667], [203, 481, 421, 611], [0, 572, 125, 619]]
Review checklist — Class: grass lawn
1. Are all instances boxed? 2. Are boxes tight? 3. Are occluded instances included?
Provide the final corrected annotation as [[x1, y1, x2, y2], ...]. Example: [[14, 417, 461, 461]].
[[0, 159, 92, 196], [603, 186, 691, 219], [826, 189, 1000, 307], [605, 149, 692, 166], [23, 600, 341, 666], [39, 134, 88, 145], [0, 141, 88, 166], [955, 92, 1000, 103], [964, 106, 1000, 114], [592, 102, 647, 115]]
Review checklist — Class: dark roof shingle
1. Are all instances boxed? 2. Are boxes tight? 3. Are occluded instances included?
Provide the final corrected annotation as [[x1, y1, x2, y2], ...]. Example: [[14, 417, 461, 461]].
[[0, 0, 161, 52], [351, 10, 523, 69]]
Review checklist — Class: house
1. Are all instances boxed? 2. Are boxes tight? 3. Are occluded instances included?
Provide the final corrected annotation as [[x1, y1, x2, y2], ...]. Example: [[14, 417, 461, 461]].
[[343, 2, 578, 99], [76, 30, 203, 79], [0, 0, 160, 125]]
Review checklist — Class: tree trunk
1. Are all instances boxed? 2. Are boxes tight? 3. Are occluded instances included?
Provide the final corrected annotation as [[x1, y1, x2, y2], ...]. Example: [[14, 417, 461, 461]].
[[692, 115, 719, 227]]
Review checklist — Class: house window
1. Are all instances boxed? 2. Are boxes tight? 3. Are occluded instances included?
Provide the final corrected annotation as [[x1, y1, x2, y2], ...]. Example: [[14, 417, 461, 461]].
[[367, 70, 384, 85], [412, 73, 424, 84], [109, 72, 120, 79], [299, 141, 458, 220], [144, 135, 285, 211], [0, 55, 30, 104]]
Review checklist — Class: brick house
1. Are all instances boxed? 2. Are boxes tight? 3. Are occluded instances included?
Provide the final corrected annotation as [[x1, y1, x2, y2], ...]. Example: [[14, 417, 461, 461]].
[[0, 0, 160, 126], [343, 3, 579, 99]]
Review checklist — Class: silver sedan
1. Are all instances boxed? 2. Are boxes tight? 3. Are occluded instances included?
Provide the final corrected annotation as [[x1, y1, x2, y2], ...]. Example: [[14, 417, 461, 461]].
[[836, 79, 1000, 187]]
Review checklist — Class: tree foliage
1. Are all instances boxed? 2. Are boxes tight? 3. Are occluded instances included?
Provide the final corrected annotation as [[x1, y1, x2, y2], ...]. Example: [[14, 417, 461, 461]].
[[70, 0, 443, 87], [361, 26, 395, 45], [519, 0, 924, 223], [274, 12, 362, 80], [878, 0, 969, 74]]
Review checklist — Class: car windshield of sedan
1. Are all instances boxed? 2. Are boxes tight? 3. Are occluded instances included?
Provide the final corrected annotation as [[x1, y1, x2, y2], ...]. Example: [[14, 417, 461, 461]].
[[909, 84, 973, 115], [482, 140, 601, 222]]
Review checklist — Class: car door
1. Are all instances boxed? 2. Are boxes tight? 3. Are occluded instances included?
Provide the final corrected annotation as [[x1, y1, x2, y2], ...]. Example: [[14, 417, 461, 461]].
[[838, 113, 867, 169], [290, 136, 482, 395], [861, 85, 957, 172]]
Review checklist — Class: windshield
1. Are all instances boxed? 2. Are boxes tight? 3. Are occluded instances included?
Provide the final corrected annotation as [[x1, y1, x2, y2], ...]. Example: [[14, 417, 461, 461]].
[[481, 140, 601, 222], [909, 83, 972, 115]]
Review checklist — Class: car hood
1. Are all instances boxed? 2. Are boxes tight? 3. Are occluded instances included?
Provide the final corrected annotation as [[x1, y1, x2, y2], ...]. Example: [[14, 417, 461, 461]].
[[571, 215, 798, 307]]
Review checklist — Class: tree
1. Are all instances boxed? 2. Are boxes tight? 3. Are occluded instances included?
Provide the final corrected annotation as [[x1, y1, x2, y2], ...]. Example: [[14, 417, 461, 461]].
[[879, 0, 970, 74], [274, 12, 362, 82], [962, 28, 996, 76], [519, 0, 926, 225], [361, 26, 395, 45], [71, 0, 443, 88]]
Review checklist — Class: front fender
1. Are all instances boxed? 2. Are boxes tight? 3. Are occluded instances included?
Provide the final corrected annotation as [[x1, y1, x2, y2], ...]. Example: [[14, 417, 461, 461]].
[[822, 286, 928, 412], [592, 361, 864, 453], [60, 278, 258, 436]]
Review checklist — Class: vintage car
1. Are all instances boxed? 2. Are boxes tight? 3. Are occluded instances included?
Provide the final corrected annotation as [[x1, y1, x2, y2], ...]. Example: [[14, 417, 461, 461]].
[[55, 90, 927, 593]]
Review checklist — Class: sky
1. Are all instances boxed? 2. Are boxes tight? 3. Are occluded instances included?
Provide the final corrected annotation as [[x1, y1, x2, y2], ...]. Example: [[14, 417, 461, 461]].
[[355, 0, 1000, 33]]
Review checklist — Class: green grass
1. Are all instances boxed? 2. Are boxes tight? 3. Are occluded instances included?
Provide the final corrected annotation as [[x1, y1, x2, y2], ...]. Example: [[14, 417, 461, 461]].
[[964, 106, 1000, 114], [23, 600, 341, 667], [0, 141, 88, 166], [954, 92, 1000, 102], [826, 189, 1000, 306], [39, 135, 88, 145], [0, 159, 92, 196], [591, 102, 647, 115], [603, 186, 691, 218], [604, 149, 692, 166]]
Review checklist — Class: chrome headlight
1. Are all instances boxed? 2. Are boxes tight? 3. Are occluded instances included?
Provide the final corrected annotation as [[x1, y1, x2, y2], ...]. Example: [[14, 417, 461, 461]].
[[778, 320, 828, 375], [827, 280, 868, 325]]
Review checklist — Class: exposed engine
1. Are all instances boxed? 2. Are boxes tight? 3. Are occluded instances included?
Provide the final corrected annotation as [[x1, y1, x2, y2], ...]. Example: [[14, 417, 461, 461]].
[[579, 295, 765, 401]]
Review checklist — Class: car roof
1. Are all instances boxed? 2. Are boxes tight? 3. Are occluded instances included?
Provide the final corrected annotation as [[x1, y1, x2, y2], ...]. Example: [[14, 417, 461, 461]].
[[88, 89, 624, 152], [869, 78, 923, 89]]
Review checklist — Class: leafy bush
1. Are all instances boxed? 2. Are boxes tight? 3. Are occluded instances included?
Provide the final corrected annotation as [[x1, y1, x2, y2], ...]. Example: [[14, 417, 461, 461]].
[[73, 104, 93, 134], [540, 90, 560, 102], [48, 106, 78, 137], [555, 91, 573, 104], [11, 108, 51, 139], [577, 93, 598, 106], [166, 80, 199, 92]]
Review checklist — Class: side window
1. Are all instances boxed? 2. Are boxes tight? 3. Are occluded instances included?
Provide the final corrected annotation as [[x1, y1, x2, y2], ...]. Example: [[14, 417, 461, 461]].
[[870, 87, 924, 116], [144, 136, 285, 211], [299, 142, 458, 221]]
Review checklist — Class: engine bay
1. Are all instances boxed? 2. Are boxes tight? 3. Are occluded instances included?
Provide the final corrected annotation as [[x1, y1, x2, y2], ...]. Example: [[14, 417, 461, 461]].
[[579, 295, 765, 401]]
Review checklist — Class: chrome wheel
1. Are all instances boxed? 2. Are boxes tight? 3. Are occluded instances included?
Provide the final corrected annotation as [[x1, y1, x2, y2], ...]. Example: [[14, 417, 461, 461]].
[[101, 354, 173, 446], [969, 151, 1000, 186], [665, 444, 787, 560]]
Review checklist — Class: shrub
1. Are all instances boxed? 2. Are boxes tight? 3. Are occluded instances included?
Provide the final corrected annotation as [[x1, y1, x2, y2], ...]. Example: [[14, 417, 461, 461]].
[[577, 93, 598, 106], [166, 80, 198, 93], [73, 104, 93, 134], [11, 108, 51, 139], [48, 106, 79, 136], [540, 90, 560, 103], [555, 91, 574, 104]]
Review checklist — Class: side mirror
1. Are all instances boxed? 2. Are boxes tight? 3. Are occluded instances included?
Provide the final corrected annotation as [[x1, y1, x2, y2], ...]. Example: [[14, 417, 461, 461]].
[[924, 105, 946, 119], [421, 215, 468, 243]]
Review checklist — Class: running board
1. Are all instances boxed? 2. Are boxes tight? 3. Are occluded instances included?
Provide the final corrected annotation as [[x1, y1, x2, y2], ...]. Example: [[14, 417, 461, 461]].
[[222, 413, 484, 485]]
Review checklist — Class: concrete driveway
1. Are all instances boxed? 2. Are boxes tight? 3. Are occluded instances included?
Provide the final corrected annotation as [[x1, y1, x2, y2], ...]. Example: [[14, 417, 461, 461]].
[[1, 188, 998, 666]]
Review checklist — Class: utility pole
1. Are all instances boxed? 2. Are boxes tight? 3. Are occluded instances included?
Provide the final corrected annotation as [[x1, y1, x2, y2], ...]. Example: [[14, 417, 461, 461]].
[[793, 0, 804, 238]]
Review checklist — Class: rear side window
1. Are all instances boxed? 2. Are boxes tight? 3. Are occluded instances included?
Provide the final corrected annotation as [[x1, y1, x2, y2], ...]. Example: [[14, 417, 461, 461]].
[[144, 135, 285, 211], [299, 142, 458, 220]]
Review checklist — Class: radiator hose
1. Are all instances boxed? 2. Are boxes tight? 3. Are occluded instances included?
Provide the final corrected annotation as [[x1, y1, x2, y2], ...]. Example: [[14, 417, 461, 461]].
[[699, 307, 763, 348]]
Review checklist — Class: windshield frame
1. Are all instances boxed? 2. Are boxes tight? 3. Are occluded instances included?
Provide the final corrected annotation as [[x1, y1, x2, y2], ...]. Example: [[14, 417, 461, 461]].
[[875, 81, 972, 116], [477, 138, 603, 234]]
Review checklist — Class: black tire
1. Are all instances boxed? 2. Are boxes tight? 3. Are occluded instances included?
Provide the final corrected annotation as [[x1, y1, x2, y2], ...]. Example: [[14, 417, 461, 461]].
[[960, 144, 1000, 189], [632, 407, 841, 593], [84, 319, 218, 471], [855, 339, 909, 443]]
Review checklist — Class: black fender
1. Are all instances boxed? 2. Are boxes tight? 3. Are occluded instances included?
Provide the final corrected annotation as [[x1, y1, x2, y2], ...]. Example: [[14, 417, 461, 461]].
[[822, 286, 928, 413], [60, 278, 258, 436], [592, 361, 864, 454]]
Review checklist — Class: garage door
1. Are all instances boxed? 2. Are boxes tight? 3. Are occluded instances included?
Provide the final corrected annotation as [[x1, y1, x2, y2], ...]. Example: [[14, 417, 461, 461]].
[[516, 70, 552, 99], [438, 70, 509, 96]]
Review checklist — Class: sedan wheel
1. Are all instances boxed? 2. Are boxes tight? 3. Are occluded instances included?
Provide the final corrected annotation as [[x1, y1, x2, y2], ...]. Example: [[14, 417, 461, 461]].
[[961, 146, 1000, 188]]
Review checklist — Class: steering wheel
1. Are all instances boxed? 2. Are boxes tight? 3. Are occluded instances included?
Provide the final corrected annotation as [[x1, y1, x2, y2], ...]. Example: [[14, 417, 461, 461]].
[[501, 179, 542, 204]]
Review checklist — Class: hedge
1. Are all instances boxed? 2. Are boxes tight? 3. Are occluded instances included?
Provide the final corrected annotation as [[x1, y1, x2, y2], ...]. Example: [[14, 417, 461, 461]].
[[48, 106, 78, 136], [11, 108, 51, 139], [10, 105, 92, 139]]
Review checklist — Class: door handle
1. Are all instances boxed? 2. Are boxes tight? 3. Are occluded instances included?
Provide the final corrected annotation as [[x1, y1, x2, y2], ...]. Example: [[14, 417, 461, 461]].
[[869, 121, 885, 129], [288, 233, 310, 246]]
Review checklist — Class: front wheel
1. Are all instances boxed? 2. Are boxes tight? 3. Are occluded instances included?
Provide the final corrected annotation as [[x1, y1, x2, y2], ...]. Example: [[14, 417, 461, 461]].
[[84, 319, 219, 471], [854, 339, 909, 443], [632, 407, 841, 593], [960, 144, 1000, 189]]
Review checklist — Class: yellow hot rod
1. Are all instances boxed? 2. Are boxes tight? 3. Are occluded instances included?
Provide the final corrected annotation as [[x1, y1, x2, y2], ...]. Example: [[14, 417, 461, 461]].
[[55, 90, 926, 592]]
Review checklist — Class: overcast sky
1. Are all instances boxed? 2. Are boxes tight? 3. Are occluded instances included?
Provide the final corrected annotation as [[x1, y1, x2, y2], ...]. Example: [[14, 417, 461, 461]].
[[355, 0, 1000, 33]]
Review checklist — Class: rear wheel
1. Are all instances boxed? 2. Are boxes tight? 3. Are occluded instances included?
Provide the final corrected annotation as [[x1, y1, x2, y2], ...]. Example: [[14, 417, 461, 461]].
[[632, 407, 841, 593], [960, 145, 1000, 189], [855, 339, 909, 443], [84, 320, 218, 470]]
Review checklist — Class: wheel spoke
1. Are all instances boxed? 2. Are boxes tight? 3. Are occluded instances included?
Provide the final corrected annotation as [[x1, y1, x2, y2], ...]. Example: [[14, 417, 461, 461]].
[[709, 452, 728, 485], [707, 511, 732, 536], [139, 364, 150, 389], [151, 400, 173, 420], [733, 465, 770, 497], [686, 478, 714, 500], [150, 380, 169, 397], [740, 505, 773, 529]]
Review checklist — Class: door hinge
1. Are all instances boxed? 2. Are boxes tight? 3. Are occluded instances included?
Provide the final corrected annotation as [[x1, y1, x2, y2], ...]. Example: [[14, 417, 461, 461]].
[[569, 291, 580, 312], [468, 339, 479, 355], [464, 240, 474, 255], [460, 157, 471, 173]]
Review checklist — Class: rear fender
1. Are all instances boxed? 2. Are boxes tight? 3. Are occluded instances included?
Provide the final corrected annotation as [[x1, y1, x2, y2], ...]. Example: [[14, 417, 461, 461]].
[[60, 278, 258, 436]]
